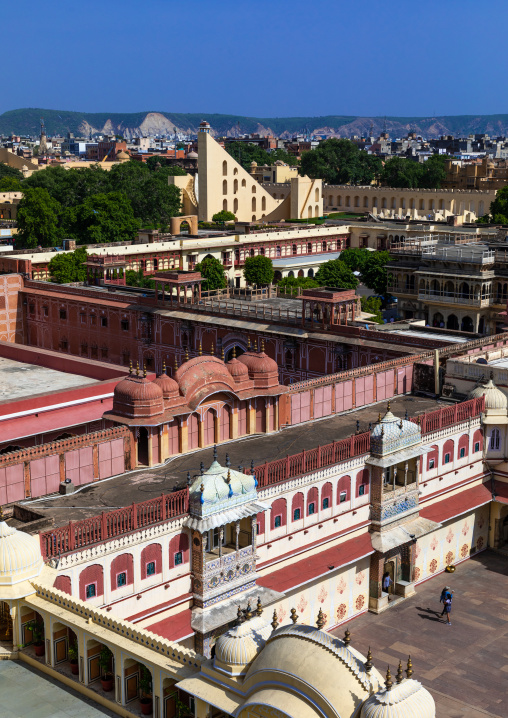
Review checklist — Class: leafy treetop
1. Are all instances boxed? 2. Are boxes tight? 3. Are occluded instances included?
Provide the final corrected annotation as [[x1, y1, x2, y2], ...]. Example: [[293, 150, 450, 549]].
[[299, 139, 382, 185], [212, 210, 236, 223], [195, 256, 227, 291], [243, 255, 274, 286], [380, 154, 447, 189], [48, 246, 87, 284], [314, 259, 358, 289]]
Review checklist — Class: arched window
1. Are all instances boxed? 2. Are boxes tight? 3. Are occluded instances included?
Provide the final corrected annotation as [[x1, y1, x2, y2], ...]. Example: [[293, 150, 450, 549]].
[[315, 188, 320, 202], [141, 543, 162, 579], [292, 493, 304, 522], [262, 196, 266, 211], [222, 160, 227, 176], [223, 199, 228, 211], [252, 197, 256, 211], [321, 482, 333, 510], [271, 498, 287, 529], [242, 179, 246, 187], [337, 475, 351, 503], [292, 244, 297, 256], [307, 242, 312, 253], [490, 428, 501, 451], [234, 198, 238, 213], [364, 196, 369, 208], [169, 533, 189, 568], [276, 245, 281, 257], [356, 469, 369, 497], [110, 553, 133, 590], [223, 179, 227, 195], [307, 487, 318, 516], [442, 439, 454, 465], [252, 185, 257, 193], [427, 445, 438, 470], [234, 179, 238, 194]]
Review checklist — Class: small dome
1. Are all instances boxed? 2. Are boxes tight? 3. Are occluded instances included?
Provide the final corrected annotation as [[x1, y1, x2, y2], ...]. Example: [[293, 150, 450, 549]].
[[360, 679, 435, 718], [113, 373, 164, 418], [371, 406, 421, 457], [153, 367, 179, 402], [237, 347, 279, 388], [469, 377, 507, 411], [175, 355, 237, 409], [189, 459, 257, 510], [227, 357, 249, 382], [116, 150, 130, 161], [215, 615, 272, 670], [0, 522, 44, 587], [187, 151, 198, 159]]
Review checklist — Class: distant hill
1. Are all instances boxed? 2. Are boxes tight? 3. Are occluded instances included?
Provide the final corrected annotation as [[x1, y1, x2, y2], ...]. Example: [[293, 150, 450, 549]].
[[3, 107, 508, 140]]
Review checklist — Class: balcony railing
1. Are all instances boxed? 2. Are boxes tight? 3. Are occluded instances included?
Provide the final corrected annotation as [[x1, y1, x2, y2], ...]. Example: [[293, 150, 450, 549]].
[[417, 291, 491, 307]]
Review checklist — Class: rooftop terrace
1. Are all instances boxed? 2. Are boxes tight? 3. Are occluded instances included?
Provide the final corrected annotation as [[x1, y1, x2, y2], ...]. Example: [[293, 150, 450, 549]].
[[0, 356, 98, 403]]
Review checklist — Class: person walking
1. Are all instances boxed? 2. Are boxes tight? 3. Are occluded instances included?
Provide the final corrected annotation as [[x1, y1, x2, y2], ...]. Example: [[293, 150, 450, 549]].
[[382, 571, 394, 601], [439, 586, 453, 616]]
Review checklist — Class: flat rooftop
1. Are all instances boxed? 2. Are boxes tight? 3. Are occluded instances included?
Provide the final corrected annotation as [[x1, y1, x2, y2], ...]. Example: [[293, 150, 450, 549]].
[[23, 394, 445, 529], [486, 356, 508, 369], [388, 329, 471, 344], [0, 357, 97, 403]]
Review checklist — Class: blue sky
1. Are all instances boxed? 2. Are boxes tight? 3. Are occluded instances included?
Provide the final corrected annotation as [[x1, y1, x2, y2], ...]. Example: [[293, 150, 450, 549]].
[[3, 0, 507, 117]]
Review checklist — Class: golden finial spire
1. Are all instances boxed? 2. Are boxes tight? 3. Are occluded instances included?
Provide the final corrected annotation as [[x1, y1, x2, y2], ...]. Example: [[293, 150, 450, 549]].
[[221, 347, 225, 361], [226, 469, 231, 484], [210, 342, 214, 356], [232, 345, 236, 359], [378, 412, 382, 423], [185, 347, 189, 362], [396, 660, 404, 684], [316, 608, 325, 630], [136, 361, 140, 377], [199, 341, 202, 356], [143, 363, 147, 378], [247, 337, 251, 350], [245, 600, 252, 620], [162, 361, 166, 374], [237, 605, 243, 624], [344, 628, 351, 646], [261, 339, 265, 353], [256, 596, 263, 616], [200, 483, 205, 493], [406, 656, 413, 679], [0, 505, 4, 521], [290, 608, 298, 624], [129, 360, 133, 375], [174, 356, 178, 372], [385, 666, 393, 691], [387, 400, 391, 411], [365, 647, 373, 674], [271, 609, 278, 631]]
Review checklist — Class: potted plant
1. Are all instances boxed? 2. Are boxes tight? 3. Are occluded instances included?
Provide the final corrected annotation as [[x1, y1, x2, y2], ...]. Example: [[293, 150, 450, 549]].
[[139, 665, 153, 715], [26, 620, 45, 657], [98, 645, 114, 692], [68, 642, 79, 675]]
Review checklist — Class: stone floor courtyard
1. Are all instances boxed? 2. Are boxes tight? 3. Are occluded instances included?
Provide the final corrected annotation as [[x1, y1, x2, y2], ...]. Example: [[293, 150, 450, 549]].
[[332, 549, 508, 718], [0, 659, 118, 718]]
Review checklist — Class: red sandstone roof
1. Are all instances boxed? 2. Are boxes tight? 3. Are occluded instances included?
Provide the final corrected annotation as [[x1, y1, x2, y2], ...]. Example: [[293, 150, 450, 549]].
[[226, 357, 249, 381], [153, 370, 179, 400], [258, 532, 373, 593], [147, 607, 193, 642], [175, 355, 237, 408], [113, 373, 164, 418], [493, 480, 508, 504], [419, 482, 492, 524]]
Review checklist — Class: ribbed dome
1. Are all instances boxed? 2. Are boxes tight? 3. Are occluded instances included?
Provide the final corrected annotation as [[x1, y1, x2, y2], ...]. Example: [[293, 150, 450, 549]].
[[214, 615, 272, 669], [237, 347, 279, 388], [371, 406, 421, 457], [469, 377, 507, 411], [227, 357, 249, 381], [0, 522, 44, 586], [189, 459, 257, 509], [153, 369, 179, 401], [360, 679, 435, 718], [113, 374, 164, 418]]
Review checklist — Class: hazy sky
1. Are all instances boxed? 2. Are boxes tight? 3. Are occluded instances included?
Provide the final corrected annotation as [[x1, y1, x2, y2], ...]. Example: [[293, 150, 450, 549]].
[[3, 0, 507, 118]]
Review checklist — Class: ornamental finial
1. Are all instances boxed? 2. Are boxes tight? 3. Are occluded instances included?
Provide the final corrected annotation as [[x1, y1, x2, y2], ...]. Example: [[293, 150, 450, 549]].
[[232, 345, 236, 359], [174, 356, 178, 372], [186, 471, 191, 486], [221, 346, 225, 361], [129, 360, 133, 375], [385, 666, 393, 691], [245, 600, 252, 620], [406, 655, 413, 679], [198, 341, 202, 356], [396, 660, 404, 684], [237, 605, 243, 624], [210, 342, 214, 356], [143, 363, 147, 378], [256, 597, 263, 616], [162, 361, 166, 374], [225, 453, 230, 467], [136, 361, 140, 377], [344, 628, 351, 646], [290, 608, 298, 624], [185, 347, 189, 362], [261, 339, 265, 353], [316, 608, 325, 630], [271, 609, 278, 631], [247, 337, 251, 350], [365, 647, 373, 674], [213, 444, 218, 462]]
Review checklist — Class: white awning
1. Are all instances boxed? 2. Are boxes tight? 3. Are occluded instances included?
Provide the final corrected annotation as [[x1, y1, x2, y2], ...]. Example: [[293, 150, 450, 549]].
[[184, 501, 268, 533], [371, 516, 441, 553]]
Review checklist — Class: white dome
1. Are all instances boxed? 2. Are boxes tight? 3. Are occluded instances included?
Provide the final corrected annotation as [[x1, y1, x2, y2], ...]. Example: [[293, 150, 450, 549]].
[[214, 615, 272, 669], [469, 377, 508, 411], [371, 407, 421, 457], [360, 679, 435, 718], [0, 522, 44, 587]]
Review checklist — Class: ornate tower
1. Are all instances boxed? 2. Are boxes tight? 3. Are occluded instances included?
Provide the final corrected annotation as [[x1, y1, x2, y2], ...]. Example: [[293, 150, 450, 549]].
[[39, 118, 48, 157], [367, 406, 439, 613], [185, 449, 283, 656]]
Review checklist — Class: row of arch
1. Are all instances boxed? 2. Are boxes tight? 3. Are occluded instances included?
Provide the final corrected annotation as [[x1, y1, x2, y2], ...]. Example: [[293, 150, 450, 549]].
[[325, 194, 485, 215], [54, 536, 190, 601], [267, 472, 369, 530], [426, 432, 482, 470], [236, 239, 340, 263], [430, 313, 478, 332]]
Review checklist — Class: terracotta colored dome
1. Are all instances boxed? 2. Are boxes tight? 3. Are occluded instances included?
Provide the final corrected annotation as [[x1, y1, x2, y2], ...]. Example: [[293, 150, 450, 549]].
[[153, 365, 179, 402], [175, 355, 237, 409], [113, 371, 164, 418], [237, 344, 279, 388]]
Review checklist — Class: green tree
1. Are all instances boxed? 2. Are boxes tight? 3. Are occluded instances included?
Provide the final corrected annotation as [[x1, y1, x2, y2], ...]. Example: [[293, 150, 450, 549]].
[[63, 191, 139, 244], [243, 255, 274, 286], [299, 139, 382, 185], [277, 276, 320, 291], [48, 246, 88, 284], [195, 256, 227, 291], [485, 185, 508, 224], [146, 156, 187, 174], [338, 247, 368, 273], [361, 296, 384, 324], [16, 187, 62, 248], [0, 177, 22, 191], [315, 259, 358, 289], [381, 154, 447, 189], [0, 163, 23, 181], [212, 210, 236, 223], [360, 251, 391, 296], [24, 164, 110, 208], [420, 154, 447, 189], [125, 267, 155, 289]]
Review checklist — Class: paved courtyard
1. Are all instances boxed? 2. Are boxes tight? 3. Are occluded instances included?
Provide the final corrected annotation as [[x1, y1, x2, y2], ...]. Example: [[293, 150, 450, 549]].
[[332, 550, 508, 718], [0, 659, 117, 718]]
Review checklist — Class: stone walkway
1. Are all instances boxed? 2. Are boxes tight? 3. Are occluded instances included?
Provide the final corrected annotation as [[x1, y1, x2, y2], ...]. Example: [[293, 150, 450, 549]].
[[332, 550, 508, 718], [0, 659, 118, 718]]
